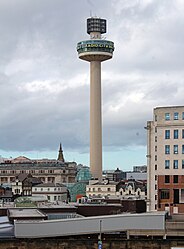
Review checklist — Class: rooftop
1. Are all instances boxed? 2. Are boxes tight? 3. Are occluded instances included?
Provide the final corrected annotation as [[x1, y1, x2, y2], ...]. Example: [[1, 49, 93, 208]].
[[8, 208, 46, 218]]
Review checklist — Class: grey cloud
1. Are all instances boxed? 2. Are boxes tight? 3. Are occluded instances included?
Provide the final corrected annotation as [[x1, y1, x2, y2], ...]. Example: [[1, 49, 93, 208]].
[[0, 0, 184, 155]]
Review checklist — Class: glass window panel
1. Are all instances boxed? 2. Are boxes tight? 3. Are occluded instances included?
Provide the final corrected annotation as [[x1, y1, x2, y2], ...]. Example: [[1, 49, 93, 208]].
[[181, 189, 184, 203], [174, 130, 179, 139], [174, 145, 178, 154], [173, 160, 178, 169], [165, 160, 170, 169], [165, 145, 170, 154], [165, 176, 170, 183], [165, 113, 170, 120], [174, 112, 179, 120], [165, 130, 170, 139], [173, 175, 178, 183], [160, 189, 170, 199]]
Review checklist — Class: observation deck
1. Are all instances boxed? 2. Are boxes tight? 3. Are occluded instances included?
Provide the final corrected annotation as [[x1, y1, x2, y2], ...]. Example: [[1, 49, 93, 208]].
[[77, 39, 114, 62]]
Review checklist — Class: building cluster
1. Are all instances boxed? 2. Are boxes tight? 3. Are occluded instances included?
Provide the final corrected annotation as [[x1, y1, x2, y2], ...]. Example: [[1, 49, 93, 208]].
[[0, 142, 147, 206], [3, 107, 184, 216], [0, 144, 76, 204]]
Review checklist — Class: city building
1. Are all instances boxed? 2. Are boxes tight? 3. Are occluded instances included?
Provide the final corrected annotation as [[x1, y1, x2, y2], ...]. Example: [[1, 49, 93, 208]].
[[86, 178, 146, 200], [0, 145, 77, 185], [116, 179, 147, 200], [86, 179, 118, 198], [147, 106, 184, 214], [126, 171, 147, 181], [103, 168, 126, 182], [32, 183, 68, 202], [86, 180, 118, 198], [133, 165, 147, 172], [11, 173, 42, 196], [77, 17, 114, 180]]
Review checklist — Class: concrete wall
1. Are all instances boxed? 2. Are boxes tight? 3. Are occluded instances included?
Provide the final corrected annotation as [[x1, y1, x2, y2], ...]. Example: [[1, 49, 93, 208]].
[[0, 237, 183, 249], [15, 212, 165, 238]]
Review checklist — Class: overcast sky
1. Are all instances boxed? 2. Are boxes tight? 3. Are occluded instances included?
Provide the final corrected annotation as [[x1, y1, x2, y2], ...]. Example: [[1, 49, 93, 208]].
[[0, 0, 184, 170]]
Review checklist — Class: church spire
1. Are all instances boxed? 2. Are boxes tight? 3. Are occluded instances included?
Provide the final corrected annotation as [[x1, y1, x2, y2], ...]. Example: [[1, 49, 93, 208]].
[[57, 143, 64, 162]]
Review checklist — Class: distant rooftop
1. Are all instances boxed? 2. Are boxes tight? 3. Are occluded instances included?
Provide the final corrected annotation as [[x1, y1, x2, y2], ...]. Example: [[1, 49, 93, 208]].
[[8, 208, 46, 218]]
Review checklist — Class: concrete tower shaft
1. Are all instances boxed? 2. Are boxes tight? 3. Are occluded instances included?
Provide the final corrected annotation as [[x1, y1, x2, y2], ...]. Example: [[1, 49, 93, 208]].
[[77, 17, 114, 180]]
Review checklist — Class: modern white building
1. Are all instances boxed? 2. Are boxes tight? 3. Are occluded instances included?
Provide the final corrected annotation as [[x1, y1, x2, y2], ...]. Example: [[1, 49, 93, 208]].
[[147, 106, 184, 214]]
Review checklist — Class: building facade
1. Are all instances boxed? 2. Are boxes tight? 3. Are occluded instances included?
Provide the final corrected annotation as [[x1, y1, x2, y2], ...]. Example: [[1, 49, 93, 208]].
[[32, 183, 68, 202], [86, 180, 117, 198], [0, 156, 77, 185], [147, 106, 184, 214]]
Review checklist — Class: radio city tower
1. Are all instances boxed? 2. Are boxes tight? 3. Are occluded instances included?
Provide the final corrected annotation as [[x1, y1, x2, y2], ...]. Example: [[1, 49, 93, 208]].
[[77, 17, 114, 180]]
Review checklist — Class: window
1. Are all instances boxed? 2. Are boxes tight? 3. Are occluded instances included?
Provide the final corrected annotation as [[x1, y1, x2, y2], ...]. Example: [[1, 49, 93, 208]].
[[155, 146, 157, 152], [98, 188, 101, 191], [155, 185, 157, 190], [155, 155, 157, 161], [155, 164, 157, 170], [173, 160, 178, 169], [182, 112, 184, 120], [181, 189, 184, 203], [160, 189, 170, 199], [182, 145, 184, 154], [165, 160, 170, 169], [155, 127, 157, 133], [174, 129, 178, 139], [155, 175, 157, 180], [182, 160, 184, 169], [174, 112, 179, 120], [165, 145, 170, 154], [182, 130, 184, 138], [165, 130, 170, 139], [155, 195, 157, 200], [165, 175, 170, 183], [165, 113, 170, 120], [173, 189, 179, 204], [155, 136, 157, 142], [174, 145, 178, 154], [107, 188, 111, 191], [155, 115, 157, 121], [54, 196, 57, 201], [173, 175, 178, 183]]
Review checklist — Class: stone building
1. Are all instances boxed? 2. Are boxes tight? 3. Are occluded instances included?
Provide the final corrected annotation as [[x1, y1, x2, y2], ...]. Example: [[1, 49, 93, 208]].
[[86, 179, 118, 198], [116, 179, 147, 199], [11, 173, 42, 196], [146, 106, 184, 214], [32, 183, 68, 202], [0, 145, 77, 185]]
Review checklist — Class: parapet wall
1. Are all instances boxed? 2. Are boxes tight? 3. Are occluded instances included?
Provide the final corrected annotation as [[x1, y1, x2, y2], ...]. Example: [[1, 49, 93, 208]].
[[0, 237, 183, 249]]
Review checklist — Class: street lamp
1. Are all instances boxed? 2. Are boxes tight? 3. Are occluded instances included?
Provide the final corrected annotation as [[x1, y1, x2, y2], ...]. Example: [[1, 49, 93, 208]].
[[98, 220, 102, 249]]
